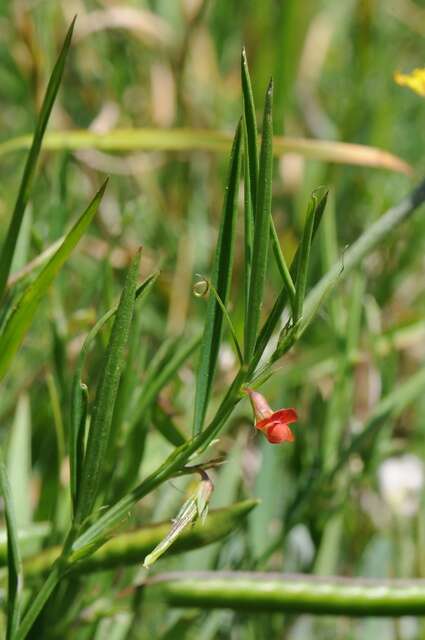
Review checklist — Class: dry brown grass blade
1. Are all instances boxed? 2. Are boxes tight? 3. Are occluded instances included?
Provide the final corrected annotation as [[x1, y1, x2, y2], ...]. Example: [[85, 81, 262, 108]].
[[0, 129, 413, 175]]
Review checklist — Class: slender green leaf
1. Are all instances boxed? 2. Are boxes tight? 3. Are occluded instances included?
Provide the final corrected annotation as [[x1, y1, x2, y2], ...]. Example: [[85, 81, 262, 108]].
[[69, 271, 158, 513], [73, 382, 88, 515], [152, 404, 187, 447], [204, 280, 243, 365], [46, 373, 66, 471], [0, 181, 108, 382], [6, 236, 64, 291], [6, 236, 65, 293], [7, 395, 32, 528], [251, 188, 328, 373], [153, 404, 187, 447], [141, 335, 182, 386], [244, 80, 274, 361], [105, 333, 201, 501], [10, 209, 33, 275], [320, 190, 344, 333], [0, 449, 23, 639], [192, 121, 242, 435], [243, 134, 254, 330], [0, 18, 76, 300], [241, 50, 257, 347], [241, 48, 259, 209], [75, 251, 141, 524], [269, 220, 295, 304], [15, 561, 63, 640], [293, 187, 328, 323], [241, 52, 295, 313], [303, 178, 425, 325]]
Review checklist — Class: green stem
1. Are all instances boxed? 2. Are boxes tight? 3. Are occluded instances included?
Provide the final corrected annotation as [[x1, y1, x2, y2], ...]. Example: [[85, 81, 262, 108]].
[[15, 560, 64, 640], [71, 368, 248, 555], [16, 367, 248, 637]]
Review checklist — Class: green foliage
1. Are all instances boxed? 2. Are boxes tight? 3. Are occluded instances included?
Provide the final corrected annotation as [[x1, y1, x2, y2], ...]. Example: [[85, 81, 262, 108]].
[[0, 182, 107, 382], [0, 18, 75, 300], [0, 6, 425, 640], [0, 452, 22, 639], [244, 80, 274, 362], [75, 251, 141, 524], [193, 122, 242, 435]]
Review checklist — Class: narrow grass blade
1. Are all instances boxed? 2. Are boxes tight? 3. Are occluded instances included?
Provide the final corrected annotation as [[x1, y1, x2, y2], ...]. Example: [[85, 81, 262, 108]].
[[15, 561, 63, 640], [320, 191, 344, 333], [7, 395, 32, 528], [293, 187, 328, 323], [0, 450, 23, 639], [75, 251, 141, 524], [147, 571, 425, 616], [0, 129, 412, 175], [0, 18, 76, 300], [153, 405, 187, 447], [251, 189, 328, 372], [72, 383, 88, 514], [6, 236, 64, 291], [244, 80, 274, 361], [46, 373, 66, 472], [243, 137, 254, 327], [270, 220, 295, 304], [192, 121, 242, 435], [204, 280, 243, 365], [69, 271, 158, 512], [241, 49, 256, 344], [303, 178, 425, 326], [106, 333, 201, 501], [142, 336, 181, 385], [241, 48, 259, 209], [241, 53, 295, 311], [0, 181, 108, 383]]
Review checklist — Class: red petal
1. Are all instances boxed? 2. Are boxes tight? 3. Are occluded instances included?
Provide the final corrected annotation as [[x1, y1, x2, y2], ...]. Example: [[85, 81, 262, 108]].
[[271, 408, 298, 424], [265, 422, 295, 444], [256, 408, 297, 431], [255, 417, 268, 431]]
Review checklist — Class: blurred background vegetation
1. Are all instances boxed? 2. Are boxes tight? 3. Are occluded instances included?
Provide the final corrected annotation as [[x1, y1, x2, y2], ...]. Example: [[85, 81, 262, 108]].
[[1, 0, 425, 638]]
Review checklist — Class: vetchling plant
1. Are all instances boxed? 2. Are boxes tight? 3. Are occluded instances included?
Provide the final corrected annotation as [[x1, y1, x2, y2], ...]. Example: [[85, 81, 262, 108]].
[[1, 19, 425, 640]]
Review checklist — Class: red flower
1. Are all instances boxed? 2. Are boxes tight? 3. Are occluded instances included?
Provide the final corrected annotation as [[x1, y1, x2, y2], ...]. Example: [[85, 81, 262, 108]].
[[246, 389, 298, 444]]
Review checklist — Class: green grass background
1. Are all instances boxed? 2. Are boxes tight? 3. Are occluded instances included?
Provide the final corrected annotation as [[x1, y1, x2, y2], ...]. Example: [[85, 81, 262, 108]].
[[0, 1, 425, 638]]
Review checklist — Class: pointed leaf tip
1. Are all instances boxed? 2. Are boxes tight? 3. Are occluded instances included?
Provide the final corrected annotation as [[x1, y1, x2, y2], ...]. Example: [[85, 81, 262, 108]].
[[312, 186, 329, 200], [267, 78, 274, 96], [97, 177, 109, 196], [65, 15, 77, 43]]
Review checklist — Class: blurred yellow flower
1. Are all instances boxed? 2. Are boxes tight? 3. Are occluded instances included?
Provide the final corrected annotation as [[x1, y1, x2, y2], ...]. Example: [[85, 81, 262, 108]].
[[394, 68, 425, 96]]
